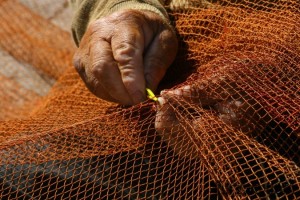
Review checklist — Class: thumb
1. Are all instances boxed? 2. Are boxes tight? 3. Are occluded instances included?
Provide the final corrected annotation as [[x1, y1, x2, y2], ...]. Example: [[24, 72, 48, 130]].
[[144, 27, 178, 91]]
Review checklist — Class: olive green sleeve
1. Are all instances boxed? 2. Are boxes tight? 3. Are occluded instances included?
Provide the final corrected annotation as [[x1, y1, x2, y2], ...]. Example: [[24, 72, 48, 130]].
[[70, 0, 169, 46]]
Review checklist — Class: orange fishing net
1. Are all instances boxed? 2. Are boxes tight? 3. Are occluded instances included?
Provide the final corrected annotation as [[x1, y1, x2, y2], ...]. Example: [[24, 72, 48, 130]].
[[0, 0, 299, 199]]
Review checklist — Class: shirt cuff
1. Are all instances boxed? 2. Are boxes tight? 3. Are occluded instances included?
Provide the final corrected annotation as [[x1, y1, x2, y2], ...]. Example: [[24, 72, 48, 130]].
[[90, 1, 169, 23]]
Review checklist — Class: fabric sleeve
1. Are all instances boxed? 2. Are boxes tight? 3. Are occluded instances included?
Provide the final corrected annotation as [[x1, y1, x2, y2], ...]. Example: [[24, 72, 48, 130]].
[[70, 0, 169, 46]]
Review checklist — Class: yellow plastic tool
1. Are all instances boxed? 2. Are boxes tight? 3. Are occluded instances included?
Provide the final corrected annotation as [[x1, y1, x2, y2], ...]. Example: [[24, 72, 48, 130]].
[[146, 88, 158, 102]]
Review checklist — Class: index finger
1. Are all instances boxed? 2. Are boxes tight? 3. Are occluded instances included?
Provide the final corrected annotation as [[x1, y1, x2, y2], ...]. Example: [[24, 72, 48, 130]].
[[111, 23, 146, 104]]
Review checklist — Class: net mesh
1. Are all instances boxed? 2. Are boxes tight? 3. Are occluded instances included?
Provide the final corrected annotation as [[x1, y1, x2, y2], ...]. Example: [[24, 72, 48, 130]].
[[0, 0, 299, 199]]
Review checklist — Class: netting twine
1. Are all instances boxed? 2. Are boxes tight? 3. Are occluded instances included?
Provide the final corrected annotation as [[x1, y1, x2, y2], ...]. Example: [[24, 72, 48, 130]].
[[0, 0, 299, 199]]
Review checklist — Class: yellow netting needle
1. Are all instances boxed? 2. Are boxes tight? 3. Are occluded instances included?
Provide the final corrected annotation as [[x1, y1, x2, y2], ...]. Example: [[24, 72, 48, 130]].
[[146, 88, 158, 102]]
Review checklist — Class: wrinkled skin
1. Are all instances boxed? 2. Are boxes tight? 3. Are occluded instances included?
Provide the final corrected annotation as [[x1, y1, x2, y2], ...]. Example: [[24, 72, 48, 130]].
[[73, 10, 178, 105]]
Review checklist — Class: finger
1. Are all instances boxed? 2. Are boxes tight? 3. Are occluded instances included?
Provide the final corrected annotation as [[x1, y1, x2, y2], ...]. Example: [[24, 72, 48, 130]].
[[155, 97, 179, 133], [161, 83, 221, 107], [74, 46, 120, 104], [73, 50, 89, 81], [144, 28, 178, 91], [155, 96, 200, 159], [111, 24, 146, 104], [89, 39, 134, 105], [73, 47, 115, 103], [160, 85, 202, 105]]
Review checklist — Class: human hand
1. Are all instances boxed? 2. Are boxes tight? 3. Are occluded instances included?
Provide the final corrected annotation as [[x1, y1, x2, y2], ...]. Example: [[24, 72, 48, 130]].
[[154, 72, 263, 159], [155, 87, 201, 160], [73, 10, 178, 105], [155, 52, 272, 145]]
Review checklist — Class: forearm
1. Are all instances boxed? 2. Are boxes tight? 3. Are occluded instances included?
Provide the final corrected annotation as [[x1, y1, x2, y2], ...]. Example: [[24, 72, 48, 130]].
[[70, 0, 169, 46]]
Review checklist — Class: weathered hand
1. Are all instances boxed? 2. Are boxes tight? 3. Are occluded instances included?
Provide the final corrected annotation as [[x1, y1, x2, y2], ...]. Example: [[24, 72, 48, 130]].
[[154, 56, 267, 159], [155, 86, 202, 159], [154, 85, 249, 160], [73, 10, 178, 105]]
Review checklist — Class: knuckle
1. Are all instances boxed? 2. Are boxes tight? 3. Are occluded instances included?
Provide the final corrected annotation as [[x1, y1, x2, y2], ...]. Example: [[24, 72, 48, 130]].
[[90, 61, 105, 77], [114, 42, 137, 65], [90, 56, 118, 76], [119, 65, 135, 79]]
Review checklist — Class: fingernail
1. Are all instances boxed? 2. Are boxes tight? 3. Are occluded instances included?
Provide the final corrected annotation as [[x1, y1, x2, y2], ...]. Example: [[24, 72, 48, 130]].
[[157, 97, 166, 105]]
